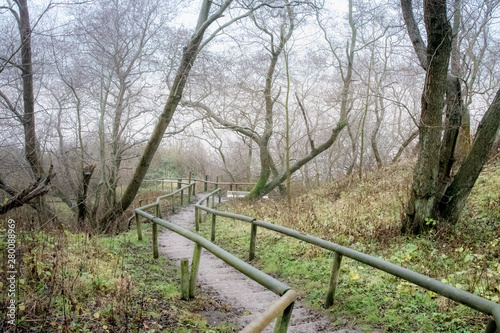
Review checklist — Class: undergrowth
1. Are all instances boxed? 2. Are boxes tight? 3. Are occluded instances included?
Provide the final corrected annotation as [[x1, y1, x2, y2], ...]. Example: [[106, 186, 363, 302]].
[[0, 223, 236, 332], [199, 160, 500, 332]]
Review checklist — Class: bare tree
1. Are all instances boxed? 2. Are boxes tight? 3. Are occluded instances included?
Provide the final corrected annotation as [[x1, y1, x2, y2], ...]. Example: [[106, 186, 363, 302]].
[[0, 0, 56, 221], [73, 0, 167, 230], [187, 1, 353, 199], [100, 0, 242, 225]]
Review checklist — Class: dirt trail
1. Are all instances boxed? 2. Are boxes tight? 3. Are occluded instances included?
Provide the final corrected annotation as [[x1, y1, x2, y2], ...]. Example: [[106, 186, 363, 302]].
[[158, 196, 361, 332]]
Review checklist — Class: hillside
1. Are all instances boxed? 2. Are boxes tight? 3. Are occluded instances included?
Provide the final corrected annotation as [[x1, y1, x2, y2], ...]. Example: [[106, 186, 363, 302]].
[[198, 159, 500, 332], [0, 221, 236, 332], [2, 158, 499, 332]]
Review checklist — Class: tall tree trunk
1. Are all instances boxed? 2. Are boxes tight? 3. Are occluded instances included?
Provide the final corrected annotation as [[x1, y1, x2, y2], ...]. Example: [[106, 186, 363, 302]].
[[18, 0, 43, 179], [371, 96, 383, 169], [436, 75, 462, 195], [402, 0, 452, 234], [246, 140, 253, 182], [450, 0, 470, 161], [16, 0, 57, 225], [346, 121, 359, 176], [359, 52, 374, 178], [246, 11, 293, 199]]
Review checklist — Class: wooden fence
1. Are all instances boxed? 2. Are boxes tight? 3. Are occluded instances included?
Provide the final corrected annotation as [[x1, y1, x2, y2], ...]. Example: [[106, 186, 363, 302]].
[[136, 176, 500, 333]]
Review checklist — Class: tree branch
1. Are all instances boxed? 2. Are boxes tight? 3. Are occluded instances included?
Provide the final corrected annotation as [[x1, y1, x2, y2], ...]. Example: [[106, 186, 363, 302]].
[[182, 100, 261, 142], [400, 0, 428, 69], [0, 165, 56, 215], [392, 130, 418, 163], [295, 92, 315, 151], [0, 90, 22, 122], [257, 118, 348, 195]]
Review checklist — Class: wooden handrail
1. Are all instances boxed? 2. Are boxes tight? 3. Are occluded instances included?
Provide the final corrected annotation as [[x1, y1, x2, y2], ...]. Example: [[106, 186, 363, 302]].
[[241, 290, 298, 333], [135, 183, 297, 332], [138, 176, 500, 332], [195, 191, 500, 333]]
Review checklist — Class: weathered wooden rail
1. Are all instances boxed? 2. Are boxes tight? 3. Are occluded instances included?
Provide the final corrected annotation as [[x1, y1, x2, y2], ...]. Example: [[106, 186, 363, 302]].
[[143, 173, 254, 193], [135, 181, 297, 332], [192, 180, 500, 333]]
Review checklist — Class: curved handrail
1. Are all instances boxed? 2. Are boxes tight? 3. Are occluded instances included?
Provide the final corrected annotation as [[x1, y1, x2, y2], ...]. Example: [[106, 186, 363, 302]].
[[137, 177, 499, 332], [135, 182, 195, 242], [135, 209, 290, 296], [135, 181, 297, 332]]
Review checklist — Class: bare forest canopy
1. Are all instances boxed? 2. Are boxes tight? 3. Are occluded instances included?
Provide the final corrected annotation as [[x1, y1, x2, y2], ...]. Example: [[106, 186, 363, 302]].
[[1, 0, 500, 234]]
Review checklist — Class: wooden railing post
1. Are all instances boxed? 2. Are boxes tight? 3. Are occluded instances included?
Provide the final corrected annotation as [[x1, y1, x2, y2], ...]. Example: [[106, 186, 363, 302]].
[[485, 318, 497, 333], [152, 205, 160, 259], [249, 222, 257, 261], [180, 189, 184, 206], [273, 301, 295, 333], [171, 195, 175, 214], [162, 179, 164, 191], [215, 176, 219, 191], [324, 252, 343, 308], [157, 203, 162, 219], [195, 206, 200, 231], [189, 243, 202, 298], [211, 214, 216, 242], [230, 183, 233, 191], [188, 172, 192, 202], [135, 212, 142, 241], [181, 258, 190, 300], [192, 180, 196, 197], [204, 175, 208, 192], [177, 178, 181, 190]]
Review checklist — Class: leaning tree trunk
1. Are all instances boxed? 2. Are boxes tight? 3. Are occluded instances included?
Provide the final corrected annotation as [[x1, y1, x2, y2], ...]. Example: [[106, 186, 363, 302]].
[[98, 0, 233, 228], [439, 87, 500, 223]]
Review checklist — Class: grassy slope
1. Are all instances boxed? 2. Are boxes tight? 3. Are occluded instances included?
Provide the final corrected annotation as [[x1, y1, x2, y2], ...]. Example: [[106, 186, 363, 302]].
[[0, 224, 236, 332], [198, 159, 500, 332], [1, 160, 498, 332]]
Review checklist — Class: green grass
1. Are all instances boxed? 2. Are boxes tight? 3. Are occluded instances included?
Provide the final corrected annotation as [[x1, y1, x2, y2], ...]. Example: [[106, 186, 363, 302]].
[[0, 223, 236, 332], [197, 160, 500, 332]]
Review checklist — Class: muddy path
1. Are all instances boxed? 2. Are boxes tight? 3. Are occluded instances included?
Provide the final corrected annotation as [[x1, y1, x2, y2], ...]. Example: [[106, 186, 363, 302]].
[[158, 196, 363, 332]]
